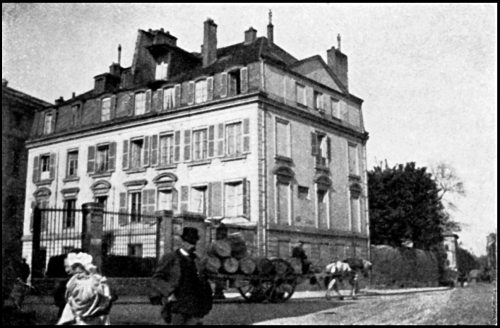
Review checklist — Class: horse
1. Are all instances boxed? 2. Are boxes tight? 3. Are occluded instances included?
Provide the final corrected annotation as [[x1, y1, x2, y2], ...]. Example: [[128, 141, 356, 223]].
[[324, 258, 372, 300]]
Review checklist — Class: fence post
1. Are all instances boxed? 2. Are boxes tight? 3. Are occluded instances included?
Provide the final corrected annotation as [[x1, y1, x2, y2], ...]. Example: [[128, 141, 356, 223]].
[[81, 202, 104, 270], [31, 205, 43, 278], [155, 210, 174, 260]]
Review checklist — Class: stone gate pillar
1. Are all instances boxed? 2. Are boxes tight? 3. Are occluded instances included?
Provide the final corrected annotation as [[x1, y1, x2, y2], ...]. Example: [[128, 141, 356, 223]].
[[81, 202, 104, 270], [155, 210, 174, 260]]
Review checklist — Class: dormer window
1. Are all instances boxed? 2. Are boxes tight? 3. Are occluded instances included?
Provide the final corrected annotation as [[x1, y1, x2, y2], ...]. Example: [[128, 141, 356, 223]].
[[134, 92, 146, 116], [163, 87, 176, 110], [195, 80, 208, 104], [155, 62, 168, 80], [314, 91, 324, 112], [101, 97, 111, 122], [43, 112, 53, 134]]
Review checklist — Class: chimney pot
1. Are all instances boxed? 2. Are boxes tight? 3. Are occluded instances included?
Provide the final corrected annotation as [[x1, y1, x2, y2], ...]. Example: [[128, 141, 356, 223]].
[[244, 27, 257, 44], [267, 10, 274, 44]]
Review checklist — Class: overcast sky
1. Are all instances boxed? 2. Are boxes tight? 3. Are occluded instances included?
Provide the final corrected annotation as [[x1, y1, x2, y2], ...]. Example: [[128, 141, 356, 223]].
[[2, 3, 497, 256]]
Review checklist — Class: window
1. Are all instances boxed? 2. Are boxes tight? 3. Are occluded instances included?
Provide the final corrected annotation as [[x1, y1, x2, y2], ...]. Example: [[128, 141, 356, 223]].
[[317, 189, 328, 228], [192, 129, 208, 161], [331, 98, 339, 118], [276, 120, 290, 157], [155, 62, 168, 80], [225, 122, 242, 156], [225, 181, 244, 217], [130, 139, 144, 169], [314, 91, 324, 111], [96, 196, 107, 211], [44, 112, 53, 134], [191, 186, 207, 215], [64, 199, 76, 228], [313, 133, 329, 167], [71, 105, 80, 126], [129, 192, 142, 223], [348, 143, 359, 176], [96, 145, 109, 173], [101, 97, 111, 122], [128, 244, 143, 257], [134, 92, 146, 116], [296, 83, 306, 106], [158, 190, 173, 211], [350, 196, 361, 232], [277, 181, 290, 225], [163, 87, 175, 110], [228, 70, 241, 96], [66, 150, 78, 178], [159, 134, 174, 165], [298, 186, 309, 200], [195, 80, 208, 104], [40, 155, 51, 180]]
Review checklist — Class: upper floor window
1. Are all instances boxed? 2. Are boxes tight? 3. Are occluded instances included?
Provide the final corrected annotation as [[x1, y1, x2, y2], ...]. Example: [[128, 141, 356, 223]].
[[311, 132, 330, 167], [276, 119, 291, 158], [314, 91, 324, 111], [71, 105, 80, 127], [195, 80, 208, 104], [190, 185, 207, 215], [298, 186, 309, 200], [228, 68, 248, 96], [331, 98, 340, 118], [134, 92, 146, 116], [101, 97, 111, 122], [88, 143, 116, 175], [66, 150, 79, 178], [226, 122, 242, 156], [155, 62, 168, 80], [192, 129, 208, 161], [159, 133, 175, 165], [43, 112, 53, 134], [296, 83, 306, 106], [225, 181, 244, 217], [348, 143, 359, 176], [40, 154, 51, 180], [96, 145, 110, 173], [163, 87, 175, 110], [130, 138, 144, 169]]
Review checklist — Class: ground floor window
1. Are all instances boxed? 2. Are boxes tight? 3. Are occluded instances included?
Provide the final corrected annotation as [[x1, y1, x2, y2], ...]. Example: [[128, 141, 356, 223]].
[[127, 244, 143, 257], [63, 199, 76, 228], [129, 192, 142, 223]]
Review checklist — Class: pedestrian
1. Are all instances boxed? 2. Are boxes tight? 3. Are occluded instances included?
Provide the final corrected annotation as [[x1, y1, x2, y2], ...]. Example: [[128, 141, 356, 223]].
[[20, 258, 31, 283], [54, 249, 83, 319], [292, 241, 311, 274], [150, 227, 213, 325]]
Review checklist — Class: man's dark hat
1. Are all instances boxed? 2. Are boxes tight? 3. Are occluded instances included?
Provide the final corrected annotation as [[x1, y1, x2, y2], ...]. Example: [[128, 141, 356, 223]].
[[181, 227, 200, 244]]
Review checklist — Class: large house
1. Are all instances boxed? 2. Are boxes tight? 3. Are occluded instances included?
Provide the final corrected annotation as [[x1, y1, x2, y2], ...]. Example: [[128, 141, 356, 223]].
[[22, 17, 369, 269]]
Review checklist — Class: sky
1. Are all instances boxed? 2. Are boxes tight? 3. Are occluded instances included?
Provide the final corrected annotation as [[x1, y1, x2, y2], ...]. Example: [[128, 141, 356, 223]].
[[2, 3, 497, 256]]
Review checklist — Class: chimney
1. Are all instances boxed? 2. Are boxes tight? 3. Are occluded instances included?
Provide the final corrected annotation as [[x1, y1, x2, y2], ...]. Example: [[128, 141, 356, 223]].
[[72, 92, 76, 99], [2, 79, 7, 87], [244, 27, 257, 44], [326, 40, 348, 90], [118, 44, 122, 65], [55, 96, 64, 105], [267, 9, 274, 44], [203, 18, 217, 67]]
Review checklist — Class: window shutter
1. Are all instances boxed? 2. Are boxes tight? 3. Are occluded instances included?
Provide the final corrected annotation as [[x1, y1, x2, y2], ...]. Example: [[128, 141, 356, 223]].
[[174, 84, 181, 107], [327, 137, 331, 164], [208, 125, 215, 158], [118, 192, 128, 226], [148, 189, 156, 216], [174, 130, 181, 162], [33, 155, 40, 183], [243, 118, 250, 153], [97, 99, 102, 121], [209, 182, 222, 217], [122, 140, 129, 170], [51, 110, 58, 133], [151, 134, 159, 166], [109, 142, 116, 172], [221, 73, 228, 97], [87, 146, 96, 173], [240, 68, 248, 93], [154, 89, 163, 112], [243, 178, 250, 217], [180, 185, 189, 212], [188, 81, 195, 105], [311, 132, 318, 156], [145, 89, 152, 113], [142, 189, 149, 214], [172, 188, 179, 211], [183, 130, 191, 161], [217, 123, 224, 156], [143, 136, 150, 167], [207, 77, 214, 101], [110, 95, 117, 119]]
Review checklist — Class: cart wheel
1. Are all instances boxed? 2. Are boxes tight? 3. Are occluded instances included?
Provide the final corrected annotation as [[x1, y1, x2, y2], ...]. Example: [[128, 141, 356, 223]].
[[267, 278, 296, 302], [238, 279, 272, 303]]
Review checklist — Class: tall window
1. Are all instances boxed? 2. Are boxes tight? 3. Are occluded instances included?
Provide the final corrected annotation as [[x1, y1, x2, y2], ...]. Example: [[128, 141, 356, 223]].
[[228, 70, 241, 96], [66, 150, 78, 178], [64, 199, 76, 228], [331, 98, 339, 118], [350, 196, 361, 232], [159, 134, 174, 165], [296, 83, 306, 106], [129, 192, 142, 223], [71, 105, 80, 126], [313, 133, 329, 167], [191, 186, 207, 215], [96, 145, 109, 173], [101, 97, 111, 122], [163, 87, 175, 110], [192, 129, 208, 161], [317, 189, 328, 228], [314, 91, 324, 111], [348, 143, 359, 176], [277, 181, 290, 225], [158, 190, 173, 210], [155, 62, 168, 80], [225, 122, 242, 156], [225, 181, 244, 217], [96, 196, 107, 211], [44, 112, 53, 134], [40, 154, 51, 180], [130, 139, 144, 169], [195, 80, 208, 104], [134, 92, 146, 116], [276, 119, 290, 157]]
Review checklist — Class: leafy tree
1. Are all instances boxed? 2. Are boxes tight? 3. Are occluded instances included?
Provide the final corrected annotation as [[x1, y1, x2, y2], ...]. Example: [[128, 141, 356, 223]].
[[456, 247, 479, 273], [368, 162, 447, 249]]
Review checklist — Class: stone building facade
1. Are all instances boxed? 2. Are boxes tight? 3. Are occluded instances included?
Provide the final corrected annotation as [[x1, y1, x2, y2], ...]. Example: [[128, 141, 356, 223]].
[[2, 79, 51, 298], [22, 18, 369, 269]]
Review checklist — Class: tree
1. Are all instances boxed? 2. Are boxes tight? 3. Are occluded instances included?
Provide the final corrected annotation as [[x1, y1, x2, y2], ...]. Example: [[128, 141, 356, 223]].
[[368, 162, 447, 249], [457, 247, 479, 273]]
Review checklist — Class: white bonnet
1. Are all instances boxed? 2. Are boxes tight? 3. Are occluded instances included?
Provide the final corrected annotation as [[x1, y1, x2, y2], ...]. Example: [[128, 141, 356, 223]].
[[67, 252, 93, 268]]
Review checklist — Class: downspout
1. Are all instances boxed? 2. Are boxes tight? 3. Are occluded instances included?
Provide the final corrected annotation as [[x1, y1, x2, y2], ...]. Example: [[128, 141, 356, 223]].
[[261, 59, 268, 257], [363, 141, 371, 286]]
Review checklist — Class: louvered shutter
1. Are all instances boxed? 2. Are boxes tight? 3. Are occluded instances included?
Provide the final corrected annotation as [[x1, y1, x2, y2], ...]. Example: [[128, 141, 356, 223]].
[[217, 123, 224, 156], [174, 131, 181, 162], [311, 132, 318, 156], [145, 89, 152, 113], [110, 95, 117, 119], [208, 125, 215, 158], [240, 68, 248, 93], [180, 186, 189, 212], [118, 192, 128, 226], [154, 89, 163, 112], [242, 118, 250, 153], [151, 134, 159, 166], [221, 73, 228, 97], [174, 84, 181, 107], [183, 130, 191, 161], [143, 136, 150, 167], [209, 181, 222, 217], [327, 137, 331, 164], [243, 178, 250, 217], [33, 156, 40, 183], [51, 110, 57, 133], [207, 77, 214, 101], [188, 81, 195, 105], [122, 140, 129, 170], [172, 188, 179, 211], [87, 146, 96, 173], [109, 142, 116, 172]]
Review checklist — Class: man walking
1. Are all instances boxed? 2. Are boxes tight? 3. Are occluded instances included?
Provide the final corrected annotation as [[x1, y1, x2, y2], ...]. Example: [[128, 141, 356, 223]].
[[151, 227, 213, 325]]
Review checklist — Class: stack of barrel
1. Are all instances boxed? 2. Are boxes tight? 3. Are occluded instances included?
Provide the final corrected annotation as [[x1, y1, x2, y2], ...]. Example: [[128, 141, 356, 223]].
[[202, 233, 274, 276]]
